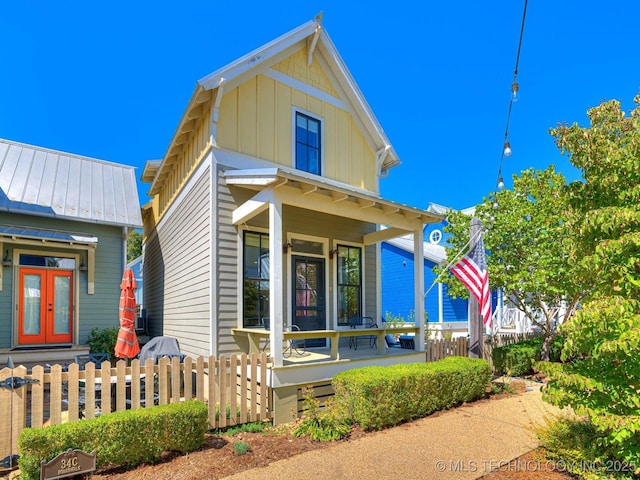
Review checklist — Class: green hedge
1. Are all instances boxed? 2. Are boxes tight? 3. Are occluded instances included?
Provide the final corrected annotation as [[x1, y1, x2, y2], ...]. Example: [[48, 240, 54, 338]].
[[333, 356, 492, 430], [492, 336, 564, 376], [18, 400, 207, 480]]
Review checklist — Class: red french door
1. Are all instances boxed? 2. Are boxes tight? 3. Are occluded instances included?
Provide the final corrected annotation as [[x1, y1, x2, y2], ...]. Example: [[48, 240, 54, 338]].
[[18, 268, 74, 344]]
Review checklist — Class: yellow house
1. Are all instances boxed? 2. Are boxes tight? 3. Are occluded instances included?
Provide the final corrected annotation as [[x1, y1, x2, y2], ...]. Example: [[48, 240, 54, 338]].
[[142, 16, 441, 422]]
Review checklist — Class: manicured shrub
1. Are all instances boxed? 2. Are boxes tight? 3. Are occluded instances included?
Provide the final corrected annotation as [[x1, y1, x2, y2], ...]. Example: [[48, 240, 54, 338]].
[[86, 327, 119, 358], [18, 401, 207, 480], [333, 356, 491, 430], [493, 336, 564, 376]]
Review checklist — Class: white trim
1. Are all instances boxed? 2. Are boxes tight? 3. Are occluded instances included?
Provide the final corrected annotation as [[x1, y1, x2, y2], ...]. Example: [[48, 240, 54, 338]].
[[268, 195, 284, 367], [413, 228, 425, 351], [209, 162, 217, 356], [429, 229, 442, 244], [331, 239, 365, 330], [264, 68, 347, 111], [218, 153, 381, 199], [154, 152, 213, 231], [291, 108, 325, 176], [237, 225, 269, 329], [286, 233, 329, 337], [198, 20, 318, 89]]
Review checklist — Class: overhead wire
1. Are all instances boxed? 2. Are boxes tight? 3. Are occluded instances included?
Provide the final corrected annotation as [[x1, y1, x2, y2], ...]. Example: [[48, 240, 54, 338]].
[[493, 0, 529, 204]]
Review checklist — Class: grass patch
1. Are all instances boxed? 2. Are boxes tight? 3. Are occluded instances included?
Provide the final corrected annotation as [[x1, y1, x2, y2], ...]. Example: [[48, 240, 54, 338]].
[[232, 441, 250, 455], [211, 421, 269, 436]]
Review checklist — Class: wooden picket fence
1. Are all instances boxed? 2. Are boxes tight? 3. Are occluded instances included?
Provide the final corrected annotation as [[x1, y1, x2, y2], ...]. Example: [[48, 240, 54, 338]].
[[0, 353, 271, 467], [424, 332, 541, 365], [425, 337, 469, 362]]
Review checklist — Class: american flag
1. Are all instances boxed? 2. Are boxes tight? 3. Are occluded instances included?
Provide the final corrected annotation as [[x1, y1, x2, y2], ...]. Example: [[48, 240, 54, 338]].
[[451, 231, 492, 327]]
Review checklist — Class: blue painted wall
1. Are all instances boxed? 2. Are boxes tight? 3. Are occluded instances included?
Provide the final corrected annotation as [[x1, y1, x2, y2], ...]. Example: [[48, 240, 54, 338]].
[[381, 242, 468, 324]]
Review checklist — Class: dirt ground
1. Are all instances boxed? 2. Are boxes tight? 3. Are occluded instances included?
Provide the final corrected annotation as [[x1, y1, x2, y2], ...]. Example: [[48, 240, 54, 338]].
[[89, 386, 575, 480], [1, 384, 574, 480], [90, 432, 575, 480]]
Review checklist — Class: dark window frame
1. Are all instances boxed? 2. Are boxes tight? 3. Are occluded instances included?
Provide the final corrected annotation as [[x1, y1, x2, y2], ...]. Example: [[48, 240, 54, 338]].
[[336, 244, 362, 326], [295, 111, 322, 175], [242, 231, 270, 328]]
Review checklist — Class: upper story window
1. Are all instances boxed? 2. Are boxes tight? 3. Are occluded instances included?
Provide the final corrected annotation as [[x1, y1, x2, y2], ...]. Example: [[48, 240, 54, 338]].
[[295, 111, 321, 175]]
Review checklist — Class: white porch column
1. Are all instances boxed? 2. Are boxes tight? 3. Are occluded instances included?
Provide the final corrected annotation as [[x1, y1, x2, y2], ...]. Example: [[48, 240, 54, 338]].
[[438, 282, 444, 323], [269, 196, 285, 367], [413, 228, 425, 352]]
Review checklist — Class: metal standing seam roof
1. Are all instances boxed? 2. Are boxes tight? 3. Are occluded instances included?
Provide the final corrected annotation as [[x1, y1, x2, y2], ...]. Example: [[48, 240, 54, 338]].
[[386, 234, 447, 265], [0, 139, 142, 228]]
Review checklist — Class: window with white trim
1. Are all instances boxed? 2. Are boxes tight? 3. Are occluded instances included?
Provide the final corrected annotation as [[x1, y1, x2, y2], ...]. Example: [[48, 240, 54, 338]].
[[336, 245, 362, 326], [295, 112, 321, 175], [243, 231, 270, 328]]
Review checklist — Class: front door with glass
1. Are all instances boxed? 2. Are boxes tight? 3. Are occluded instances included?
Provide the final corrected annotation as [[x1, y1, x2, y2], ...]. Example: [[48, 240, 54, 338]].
[[18, 268, 73, 344], [292, 256, 325, 347]]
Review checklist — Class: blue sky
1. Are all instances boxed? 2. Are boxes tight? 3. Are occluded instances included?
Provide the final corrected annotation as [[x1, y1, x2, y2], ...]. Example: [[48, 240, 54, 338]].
[[1, 1, 638, 212]]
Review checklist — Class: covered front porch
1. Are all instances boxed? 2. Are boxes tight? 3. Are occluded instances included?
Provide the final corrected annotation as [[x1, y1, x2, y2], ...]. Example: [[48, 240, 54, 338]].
[[227, 166, 442, 370]]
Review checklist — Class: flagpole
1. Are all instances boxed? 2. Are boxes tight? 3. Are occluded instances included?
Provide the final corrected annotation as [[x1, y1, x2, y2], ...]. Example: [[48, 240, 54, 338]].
[[422, 227, 483, 299], [468, 217, 483, 359]]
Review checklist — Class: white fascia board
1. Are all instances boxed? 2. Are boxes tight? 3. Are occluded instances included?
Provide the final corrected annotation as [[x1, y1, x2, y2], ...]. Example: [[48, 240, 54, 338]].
[[316, 31, 400, 172], [222, 164, 442, 226], [224, 168, 280, 186], [198, 20, 319, 90]]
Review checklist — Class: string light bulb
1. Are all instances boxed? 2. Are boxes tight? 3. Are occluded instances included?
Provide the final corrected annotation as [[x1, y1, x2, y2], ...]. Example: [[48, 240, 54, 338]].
[[511, 81, 520, 103], [503, 141, 512, 157], [498, 177, 504, 189]]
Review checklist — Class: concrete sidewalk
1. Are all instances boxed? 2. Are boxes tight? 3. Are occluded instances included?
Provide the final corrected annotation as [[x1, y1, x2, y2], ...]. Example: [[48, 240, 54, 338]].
[[223, 383, 563, 480]]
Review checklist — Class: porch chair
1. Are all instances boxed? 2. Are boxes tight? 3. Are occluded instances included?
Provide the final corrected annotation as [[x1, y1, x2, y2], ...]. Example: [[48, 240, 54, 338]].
[[385, 334, 401, 348], [348, 316, 377, 350], [261, 318, 306, 357], [74, 352, 110, 369], [283, 324, 306, 358], [72, 353, 111, 418]]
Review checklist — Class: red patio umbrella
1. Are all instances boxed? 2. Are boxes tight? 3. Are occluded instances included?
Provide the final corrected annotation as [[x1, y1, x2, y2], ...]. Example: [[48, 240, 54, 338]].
[[114, 268, 140, 359]]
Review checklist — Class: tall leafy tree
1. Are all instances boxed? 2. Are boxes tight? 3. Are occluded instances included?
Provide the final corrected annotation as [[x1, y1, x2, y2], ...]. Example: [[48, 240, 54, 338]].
[[127, 230, 142, 264], [542, 96, 640, 469], [437, 166, 586, 361]]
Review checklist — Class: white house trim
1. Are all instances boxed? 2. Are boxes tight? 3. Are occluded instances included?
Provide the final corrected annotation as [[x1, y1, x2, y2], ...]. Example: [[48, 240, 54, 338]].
[[264, 68, 347, 111], [291, 108, 325, 176]]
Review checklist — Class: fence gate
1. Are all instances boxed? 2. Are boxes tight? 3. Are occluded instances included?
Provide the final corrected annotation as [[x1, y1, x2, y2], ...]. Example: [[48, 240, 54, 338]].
[[0, 362, 35, 471]]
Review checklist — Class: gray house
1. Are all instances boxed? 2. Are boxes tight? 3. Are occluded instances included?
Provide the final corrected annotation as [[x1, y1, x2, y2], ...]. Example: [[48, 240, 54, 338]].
[[0, 139, 142, 367]]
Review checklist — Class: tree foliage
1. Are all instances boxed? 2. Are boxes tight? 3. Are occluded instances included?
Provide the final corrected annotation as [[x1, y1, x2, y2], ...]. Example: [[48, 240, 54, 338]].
[[436, 166, 585, 360], [541, 95, 640, 471], [127, 230, 142, 264]]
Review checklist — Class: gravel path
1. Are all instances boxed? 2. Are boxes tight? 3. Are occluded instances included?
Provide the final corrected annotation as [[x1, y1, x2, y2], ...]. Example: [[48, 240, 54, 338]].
[[223, 383, 563, 480]]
